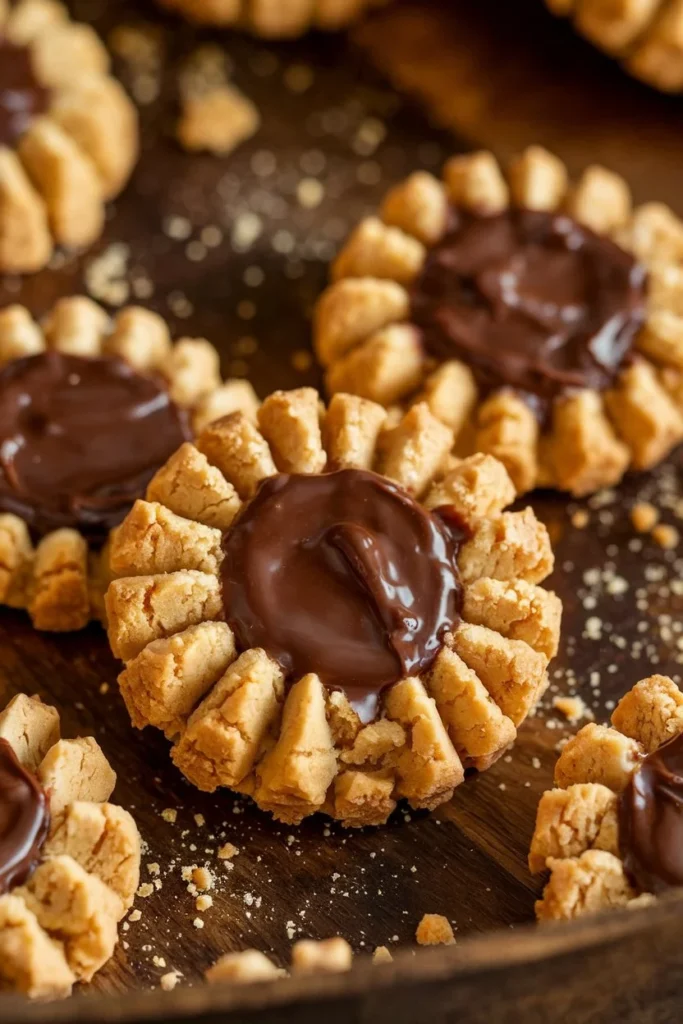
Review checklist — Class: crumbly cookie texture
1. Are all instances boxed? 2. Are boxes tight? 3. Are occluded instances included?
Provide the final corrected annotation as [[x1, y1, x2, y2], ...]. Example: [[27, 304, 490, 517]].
[[529, 674, 683, 921], [106, 388, 560, 828], [545, 0, 683, 93], [0, 297, 259, 632], [157, 0, 391, 35], [0, 0, 138, 273], [315, 146, 683, 497], [0, 692, 141, 1000]]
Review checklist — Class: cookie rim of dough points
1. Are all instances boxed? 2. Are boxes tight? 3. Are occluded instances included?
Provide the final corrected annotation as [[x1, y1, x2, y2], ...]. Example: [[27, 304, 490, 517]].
[[0, 0, 140, 274], [529, 673, 683, 922], [544, 0, 683, 94], [155, 0, 391, 36], [0, 296, 260, 633], [105, 385, 562, 828], [314, 145, 683, 498], [0, 691, 141, 1000]]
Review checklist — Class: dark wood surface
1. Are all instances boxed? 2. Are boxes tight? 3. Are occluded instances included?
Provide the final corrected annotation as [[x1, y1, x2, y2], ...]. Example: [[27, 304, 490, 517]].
[[1, 1, 682, 1020]]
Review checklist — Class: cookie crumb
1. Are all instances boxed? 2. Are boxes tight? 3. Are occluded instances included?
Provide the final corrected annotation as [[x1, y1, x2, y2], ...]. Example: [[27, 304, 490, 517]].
[[218, 843, 239, 860], [192, 867, 214, 891], [128, 909, 142, 923], [631, 501, 659, 533], [193, 917, 205, 929], [552, 695, 593, 724], [652, 524, 679, 550], [571, 509, 589, 529], [161, 808, 177, 824], [161, 971, 181, 992], [416, 914, 455, 946], [373, 946, 393, 964], [291, 938, 353, 975], [137, 882, 154, 898], [196, 894, 213, 912], [178, 85, 260, 155]]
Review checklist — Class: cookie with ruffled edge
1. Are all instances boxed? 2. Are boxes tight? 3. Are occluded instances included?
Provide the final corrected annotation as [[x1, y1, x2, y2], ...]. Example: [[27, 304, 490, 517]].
[[0, 0, 139, 274], [0, 296, 259, 632], [156, 0, 390, 35], [529, 674, 683, 921], [0, 692, 141, 1000], [105, 386, 560, 828], [545, 0, 683, 94], [314, 146, 683, 498]]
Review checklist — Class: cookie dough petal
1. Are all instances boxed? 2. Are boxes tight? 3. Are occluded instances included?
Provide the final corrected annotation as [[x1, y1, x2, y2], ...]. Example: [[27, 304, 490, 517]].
[[462, 578, 562, 660], [323, 393, 387, 470], [0, 148, 52, 274], [380, 171, 449, 246], [553, 723, 643, 792], [118, 621, 237, 737], [566, 165, 632, 233], [110, 500, 224, 577], [258, 387, 326, 474], [332, 767, 397, 828], [443, 151, 509, 215], [458, 508, 554, 585], [0, 893, 74, 1000], [617, 202, 683, 266], [0, 305, 45, 365], [106, 571, 223, 662], [42, 296, 110, 356], [146, 443, 242, 531], [418, 360, 478, 436], [424, 453, 516, 529], [535, 850, 635, 922], [30, 21, 110, 88], [474, 393, 539, 495], [547, 390, 630, 497], [611, 675, 683, 754], [27, 529, 90, 632], [44, 802, 141, 913], [379, 402, 454, 498], [326, 325, 425, 407], [508, 146, 568, 212], [193, 380, 260, 434], [606, 359, 683, 469], [39, 736, 117, 813], [4, 0, 68, 44], [0, 515, 34, 608], [104, 307, 171, 370], [161, 338, 221, 407], [528, 783, 619, 874], [314, 278, 410, 368], [449, 623, 548, 727], [197, 413, 277, 499], [332, 217, 426, 285]]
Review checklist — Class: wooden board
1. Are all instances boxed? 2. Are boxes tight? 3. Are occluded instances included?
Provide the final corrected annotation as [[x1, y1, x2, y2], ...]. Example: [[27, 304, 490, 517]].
[[1, 0, 682, 1019]]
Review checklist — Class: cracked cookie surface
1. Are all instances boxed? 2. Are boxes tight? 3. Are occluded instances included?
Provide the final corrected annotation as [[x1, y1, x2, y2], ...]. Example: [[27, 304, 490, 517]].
[[0, 692, 140, 1000], [0, 297, 259, 632], [530, 674, 683, 921], [0, 0, 139, 273], [315, 146, 683, 497], [106, 387, 561, 827]]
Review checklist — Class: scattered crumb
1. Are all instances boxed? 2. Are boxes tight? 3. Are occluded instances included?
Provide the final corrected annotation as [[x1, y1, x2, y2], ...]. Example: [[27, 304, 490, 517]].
[[416, 914, 455, 947], [652, 524, 679, 550], [571, 509, 589, 529], [161, 971, 182, 992], [193, 867, 214, 891], [552, 695, 594, 725], [218, 843, 239, 860], [137, 883, 154, 899], [161, 808, 177, 824], [193, 917, 205, 929], [373, 946, 393, 964], [196, 894, 214, 912], [178, 85, 260, 155], [631, 501, 659, 533]]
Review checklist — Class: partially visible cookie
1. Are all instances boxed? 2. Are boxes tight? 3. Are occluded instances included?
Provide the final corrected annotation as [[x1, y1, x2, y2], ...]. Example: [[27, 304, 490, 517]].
[[544, 0, 683, 93], [0, 692, 141, 1000], [106, 387, 561, 828], [0, 0, 139, 273], [530, 674, 683, 921], [157, 0, 391, 35], [0, 297, 259, 632], [315, 146, 683, 497], [206, 937, 352, 984]]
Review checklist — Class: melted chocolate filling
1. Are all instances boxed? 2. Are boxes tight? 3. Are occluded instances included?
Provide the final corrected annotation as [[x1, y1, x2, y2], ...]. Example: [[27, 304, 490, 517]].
[[0, 738, 49, 894], [411, 208, 646, 419], [0, 38, 49, 147], [619, 731, 683, 894], [0, 352, 192, 540], [220, 469, 465, 723]]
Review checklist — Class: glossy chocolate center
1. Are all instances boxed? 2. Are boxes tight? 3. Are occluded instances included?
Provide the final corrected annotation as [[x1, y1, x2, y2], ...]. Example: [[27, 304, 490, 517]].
[[220, 469, 465, 723], [0, 38, 49, 147], [0, 738, 49, 894], [0, 352, 192, 539], [619, 731, 683, 894], [411, 208, 646, 418]]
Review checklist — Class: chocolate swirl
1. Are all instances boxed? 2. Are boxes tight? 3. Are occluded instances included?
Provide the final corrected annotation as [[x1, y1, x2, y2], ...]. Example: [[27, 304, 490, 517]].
[[0, 38, 49, 147], [411, 208, 646, 418], [220, 469, 465, 723], [0, 352, 192, 539], [0, 738, 49, 894], [619, 731, 683, 894]]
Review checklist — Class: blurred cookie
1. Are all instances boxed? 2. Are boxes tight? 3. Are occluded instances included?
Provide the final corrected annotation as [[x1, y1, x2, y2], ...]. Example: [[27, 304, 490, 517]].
[[157, 0, 391, 36]]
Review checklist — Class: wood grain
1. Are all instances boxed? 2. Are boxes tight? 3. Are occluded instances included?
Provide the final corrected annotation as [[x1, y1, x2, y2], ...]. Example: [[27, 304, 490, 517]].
[[1, 1, 682, 1020]]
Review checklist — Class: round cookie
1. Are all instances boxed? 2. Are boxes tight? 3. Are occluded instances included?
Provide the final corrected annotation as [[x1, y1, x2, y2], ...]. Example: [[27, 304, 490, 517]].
[[529, 674, 683, 920], [105, 386, 561, 828], [0, 0, 139, 274], [0, 297, 259, 632], [0, 692, 141, 1000], [156, 0, 391, 35], [545, 0, 683, 93], [314, 146, 683, 498]]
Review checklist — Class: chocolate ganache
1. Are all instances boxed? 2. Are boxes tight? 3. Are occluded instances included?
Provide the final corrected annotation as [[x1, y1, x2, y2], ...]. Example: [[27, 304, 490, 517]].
[[0, 352, 192, 539], [0, 738, 49, 894], [221, 469, 465, 723], [0, 38, 49, 147], [411, 208, 646, 417], [619, 731, 683, 894]]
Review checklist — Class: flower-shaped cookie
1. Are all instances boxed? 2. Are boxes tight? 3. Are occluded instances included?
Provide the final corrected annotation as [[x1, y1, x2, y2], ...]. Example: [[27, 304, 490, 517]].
[[105, 387, 561, 827], [0, 297, 258, 632], [314, 147, 683, 498], [157, 0, 390, 35], [530, 674, 683, 921], [545, 0, 683, 93], [0, 692, 141, 1000], [0, 0, 139, 274]]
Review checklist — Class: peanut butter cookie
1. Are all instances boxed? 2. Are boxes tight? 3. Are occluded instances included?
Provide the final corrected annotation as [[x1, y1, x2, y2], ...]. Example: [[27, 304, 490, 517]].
[[156, 0, 391, 35], [105, 387, 561, 828], [0, 0, 139, 273], [0, 691, 141, 999], [545, 0, 683, 93], [0, 297, 259, 632], [530, 674, 683, 921], [315, 147, 683, 497]]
